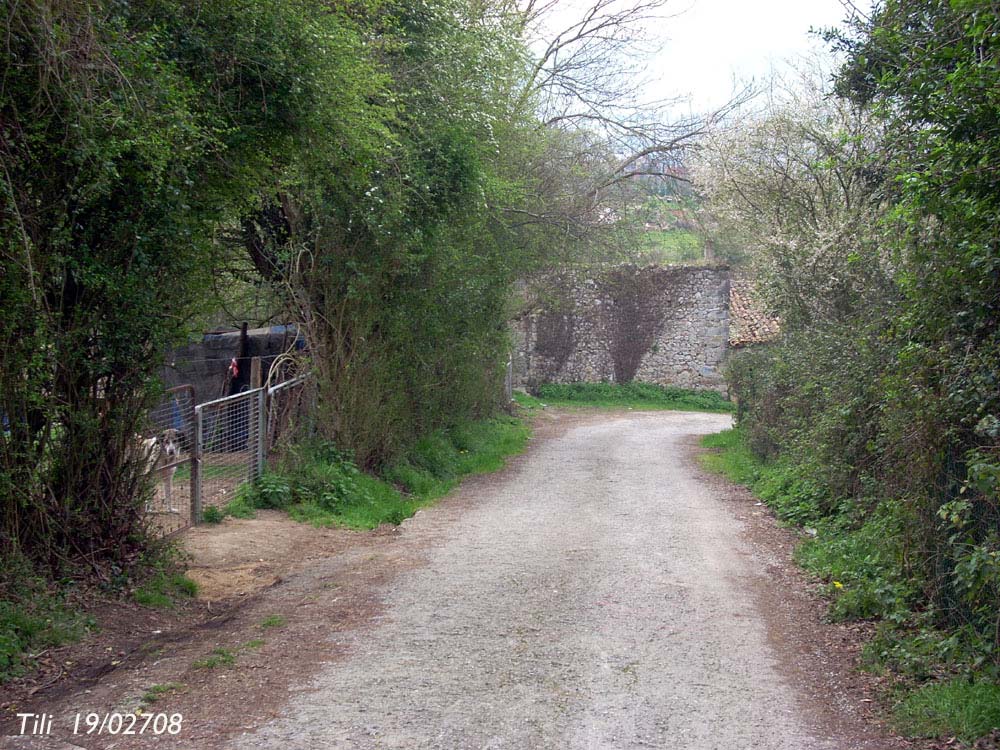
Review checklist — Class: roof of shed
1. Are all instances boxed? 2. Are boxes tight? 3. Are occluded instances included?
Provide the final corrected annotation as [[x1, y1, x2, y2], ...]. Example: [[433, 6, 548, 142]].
[[729, 279, 780, 347]]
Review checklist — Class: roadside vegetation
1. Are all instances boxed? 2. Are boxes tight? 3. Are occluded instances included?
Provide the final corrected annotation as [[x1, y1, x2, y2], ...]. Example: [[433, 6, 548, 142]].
[[220, 416, 530, 529], [0, 571, 92, 683], [0, 0, 705, 683], [693, 2, 1000, 742], [531, 383, 733, 413]]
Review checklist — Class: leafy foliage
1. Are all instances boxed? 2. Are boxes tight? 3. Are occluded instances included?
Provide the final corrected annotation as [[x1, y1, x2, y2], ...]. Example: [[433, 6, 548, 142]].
[[0, 0, 379, 575], [700, 1, 1000, 733], [0, 566, 92, 683], [232, 415, 528, 529], [895, 680, 1000, 742]]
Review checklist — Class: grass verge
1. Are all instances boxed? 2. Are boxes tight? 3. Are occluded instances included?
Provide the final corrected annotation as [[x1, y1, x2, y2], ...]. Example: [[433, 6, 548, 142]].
[[895, 680, 1000, 742], [699, 426, 1000, 743], [222, 415, 530, 530], [534, 382, 733, 413]]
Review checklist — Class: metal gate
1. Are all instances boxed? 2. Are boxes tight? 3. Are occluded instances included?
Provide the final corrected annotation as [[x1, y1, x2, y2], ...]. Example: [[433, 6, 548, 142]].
[[193, 388, 266, 522]]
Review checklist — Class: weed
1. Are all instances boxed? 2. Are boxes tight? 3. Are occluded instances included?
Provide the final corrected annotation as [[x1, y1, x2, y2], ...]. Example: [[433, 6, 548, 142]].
[[242, 639, 264, 649], [383, 462, 446, 499], [251, 473, 294, 510], [699, 429, 759, 484], [192, 647, 236, 669], [222, 493, 256, 519], [141, 682, 184, 704], [0, 569, 92, 683], [260, 614, 286, 629], [135, 572, 198, 609], [700, 426, 1000, 742], [201, 506, 224, 524], [512, 391, 545, 411], [238, 415, 529, 531]]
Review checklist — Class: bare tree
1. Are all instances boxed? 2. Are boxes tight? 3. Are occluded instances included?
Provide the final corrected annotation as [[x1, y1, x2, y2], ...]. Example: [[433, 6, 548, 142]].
[[502, 0, 749, 249], [690, 55, 893, 327]]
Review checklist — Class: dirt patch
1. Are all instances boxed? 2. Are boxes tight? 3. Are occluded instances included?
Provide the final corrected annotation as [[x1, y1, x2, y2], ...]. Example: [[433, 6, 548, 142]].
[[181, 511, 364, 601]]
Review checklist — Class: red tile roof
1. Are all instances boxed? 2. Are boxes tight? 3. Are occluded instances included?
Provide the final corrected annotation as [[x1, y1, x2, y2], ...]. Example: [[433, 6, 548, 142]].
[[729, 279, 780, 347]]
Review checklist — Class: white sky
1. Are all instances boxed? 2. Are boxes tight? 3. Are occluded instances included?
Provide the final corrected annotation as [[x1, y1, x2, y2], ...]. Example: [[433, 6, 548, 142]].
[[536, 0, 872, 117], [648, 0, 867, 114]]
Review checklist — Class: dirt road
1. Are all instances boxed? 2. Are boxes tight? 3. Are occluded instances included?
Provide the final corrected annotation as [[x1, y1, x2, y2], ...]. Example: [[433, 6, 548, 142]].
[[224, 411, 892, 750]]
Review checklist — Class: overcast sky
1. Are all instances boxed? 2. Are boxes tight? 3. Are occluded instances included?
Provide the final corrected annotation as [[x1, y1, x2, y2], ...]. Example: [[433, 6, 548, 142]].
[[537, 0, 871, 117], [647, 0, 870, 113]]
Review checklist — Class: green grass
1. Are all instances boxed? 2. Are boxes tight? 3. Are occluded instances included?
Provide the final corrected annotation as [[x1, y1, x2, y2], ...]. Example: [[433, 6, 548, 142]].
[[641, 229, 705, 264], [192, 646, 236, 669], [895, 680, 1000, 741], [201, 506, 224, 524], [512, 391, 545, 411], [699, 428, 759, 482], [221, 494, 257, 519], [0, 574, 93, 683], [228, 415, 530, 531], [192, 636, 267, 670], [260, 614, 287, 629], [699, 427, 1000, 743], [535, 382, 733, 413], [141, 682, 184, 704], [384, 417, 531, 504], [134, 572, 198, 609]]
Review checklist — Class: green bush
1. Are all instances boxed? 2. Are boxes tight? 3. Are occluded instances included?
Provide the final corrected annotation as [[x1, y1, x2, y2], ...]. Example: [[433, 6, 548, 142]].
[[201, 506, 224, 524], [795, 504, 915, 622], [239, 415, 530, 530]]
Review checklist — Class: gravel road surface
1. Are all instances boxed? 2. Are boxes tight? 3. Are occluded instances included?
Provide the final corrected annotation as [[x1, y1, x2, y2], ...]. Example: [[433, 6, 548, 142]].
[[231, 411, 850, 750]]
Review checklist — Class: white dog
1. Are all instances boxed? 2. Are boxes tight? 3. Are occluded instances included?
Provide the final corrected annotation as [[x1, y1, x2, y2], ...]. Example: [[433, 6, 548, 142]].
[[139, 428, 182, 513]]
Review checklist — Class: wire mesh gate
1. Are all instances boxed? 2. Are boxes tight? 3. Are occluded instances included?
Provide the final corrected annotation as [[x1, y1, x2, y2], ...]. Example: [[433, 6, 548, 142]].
[[189, 374, 314, 523], [193, 388, 266, 521], [143, 374, 313, 532]]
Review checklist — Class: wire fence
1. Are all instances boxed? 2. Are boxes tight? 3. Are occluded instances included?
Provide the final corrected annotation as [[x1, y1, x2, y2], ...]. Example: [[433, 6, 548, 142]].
[[144, 372, 313, 536], [144, 385, 196, 536]]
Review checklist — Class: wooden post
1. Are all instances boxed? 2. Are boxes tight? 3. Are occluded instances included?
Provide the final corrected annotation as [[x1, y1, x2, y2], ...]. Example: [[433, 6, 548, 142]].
[[251, 356, 264, 480], [250, 356, 262, 390]]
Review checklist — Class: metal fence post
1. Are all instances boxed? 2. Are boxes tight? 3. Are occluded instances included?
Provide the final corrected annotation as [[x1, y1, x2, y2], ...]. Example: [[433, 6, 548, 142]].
[[255, 387, 266, 480], [192, 406, 203, 524]]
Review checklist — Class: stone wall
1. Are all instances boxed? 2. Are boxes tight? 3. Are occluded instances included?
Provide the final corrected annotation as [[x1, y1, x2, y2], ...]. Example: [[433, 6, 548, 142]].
[[514, 265, 730, 393]]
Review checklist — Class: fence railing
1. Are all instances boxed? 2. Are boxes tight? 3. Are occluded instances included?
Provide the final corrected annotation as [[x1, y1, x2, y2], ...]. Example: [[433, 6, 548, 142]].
[[145, 373, 312, 535]]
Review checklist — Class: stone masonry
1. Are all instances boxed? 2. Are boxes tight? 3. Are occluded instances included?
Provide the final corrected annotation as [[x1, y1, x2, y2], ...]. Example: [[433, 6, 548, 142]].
[[513, 265, 730, 393]]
